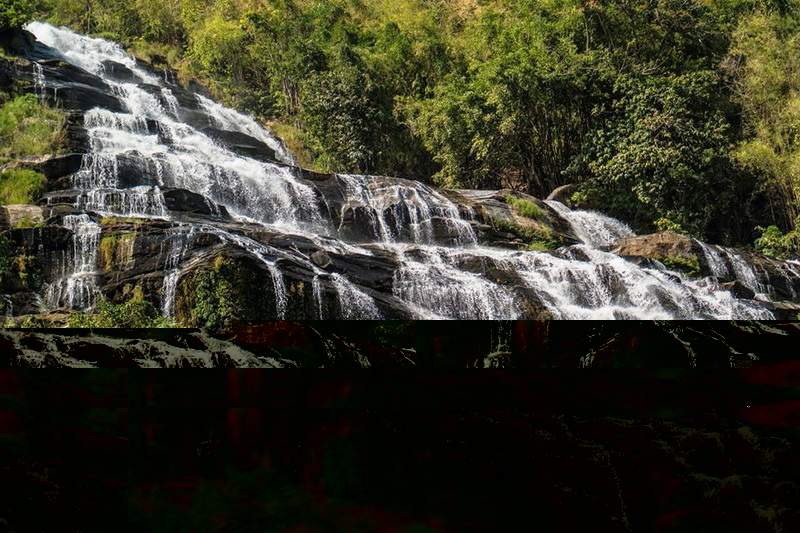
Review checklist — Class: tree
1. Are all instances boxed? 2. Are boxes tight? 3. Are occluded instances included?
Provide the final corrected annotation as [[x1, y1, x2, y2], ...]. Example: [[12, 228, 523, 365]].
[[0, 0, 36, 31]]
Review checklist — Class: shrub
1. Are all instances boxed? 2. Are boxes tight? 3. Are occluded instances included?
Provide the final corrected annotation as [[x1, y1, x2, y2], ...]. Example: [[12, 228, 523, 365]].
[[754, 224, 800, 260], [67, 288, 177, 328], [0, 94, 66, 160], [0, 169, 46, 205], [0, 0, 36, 31]]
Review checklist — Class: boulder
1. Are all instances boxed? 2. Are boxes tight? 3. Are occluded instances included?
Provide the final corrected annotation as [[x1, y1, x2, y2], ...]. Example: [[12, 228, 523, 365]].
[[311, 250, 332, 269], [546, 183, 578, 205], [612, 232, 703, 277], [452, 188, 580, 249]]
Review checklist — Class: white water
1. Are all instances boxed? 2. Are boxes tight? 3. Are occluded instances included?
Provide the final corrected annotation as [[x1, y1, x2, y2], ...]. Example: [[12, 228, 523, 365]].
[[330, 273, 382, 319], [338, 174, 477, 245], [697, 241, 730, 279], [21, 21, 800, 320], [196, 94, 295, 165], [44, 214, 101, 311], [32, 62, 46, 102], [545, 200, 635, 248], [160, 225, 197, 317]]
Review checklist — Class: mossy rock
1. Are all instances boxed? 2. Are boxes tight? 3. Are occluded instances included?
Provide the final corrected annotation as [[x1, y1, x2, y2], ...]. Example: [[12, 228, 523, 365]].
[[175, 253, 280, 329], [658, 255, 701, 278]]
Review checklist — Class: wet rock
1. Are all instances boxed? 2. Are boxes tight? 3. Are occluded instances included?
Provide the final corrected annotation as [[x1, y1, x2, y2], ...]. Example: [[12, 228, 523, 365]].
[[100, 60, 138, 83], [200, 127, 278, 163], [310, 250, 332, 269], [720, 280, 756, 300], [1, 153, 84, 181], [612, 232, 703, 277], [161, 188, 230, 219]]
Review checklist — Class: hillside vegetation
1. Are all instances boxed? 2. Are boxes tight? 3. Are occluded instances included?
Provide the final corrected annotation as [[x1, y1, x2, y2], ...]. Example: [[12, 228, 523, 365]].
[[2, 0, 800, 256]]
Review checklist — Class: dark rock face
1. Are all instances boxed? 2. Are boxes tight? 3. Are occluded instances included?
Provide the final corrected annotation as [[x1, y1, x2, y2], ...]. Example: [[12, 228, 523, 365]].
[[161, 188, 230, 219]]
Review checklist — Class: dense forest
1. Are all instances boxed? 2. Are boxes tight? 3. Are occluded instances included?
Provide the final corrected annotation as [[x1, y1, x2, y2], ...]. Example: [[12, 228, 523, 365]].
[[2, 0, 800, 257]]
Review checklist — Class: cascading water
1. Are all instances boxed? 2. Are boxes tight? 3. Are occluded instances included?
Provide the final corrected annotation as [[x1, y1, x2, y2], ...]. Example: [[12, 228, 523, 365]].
[[44, 214, 101, 311], [19, 21, 800, 320], [32, 62, 46, 101], [160, 225, 197, 317], [696, 240, 770, 297], [196, 94, 295, 165], [338, 174, 477, 246], [545, 200, 635, 248]]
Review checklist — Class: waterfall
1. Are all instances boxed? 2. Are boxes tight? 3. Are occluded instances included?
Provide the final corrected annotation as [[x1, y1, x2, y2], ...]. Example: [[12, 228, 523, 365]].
[[2, 294, 11, 317], [160, 225, 197, 317], [161, 88, 181, 119], [195, 94, 295, 165], [44, 214, 101, 311], [312, 275, 325, 319], [545, 200, 635, 248], [330, 273, 382, 319], [26, 21, 160, 84], [32, 62, 46, 102], [20, 21, 800, 320], [337, 174, 477, 245], [391, 245, 519, 319], [696, 241, 730, 280]]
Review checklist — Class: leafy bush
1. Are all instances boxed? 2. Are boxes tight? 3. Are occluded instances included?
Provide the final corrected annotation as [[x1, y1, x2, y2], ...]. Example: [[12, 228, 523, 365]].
[[0, 0, 36, 31], [0, 169, 46, 204], [67, 286, 177, 327], [754, 224, 800, 259], [0, 94, 66, 159], [654, 218, 688, 235]]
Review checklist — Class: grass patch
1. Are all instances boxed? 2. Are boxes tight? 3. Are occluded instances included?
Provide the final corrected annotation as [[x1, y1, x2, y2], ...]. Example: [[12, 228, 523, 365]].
[[13, 216, 43, 229], [0, 169, 46, 205], [0, 94, 67, 159], [504, 195, 544, 220]]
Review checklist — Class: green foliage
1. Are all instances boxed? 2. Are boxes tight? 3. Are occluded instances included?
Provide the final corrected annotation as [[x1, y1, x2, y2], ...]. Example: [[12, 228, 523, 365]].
[[0, 94, 66, 160], [0, 233, 14, 286], [98, 233, 136, 272], [0, 0, 36, 31], [491, 218, 557, 250], [654, 218, 688, 234], [569, 71, 735, 239], [67, 286, 176, 327], [754, 223, 800, 259], [0, 169, 46, 204], [505, 195, 544, 220], [727, 10, 800, 234], [188, 256, 239, 330]]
